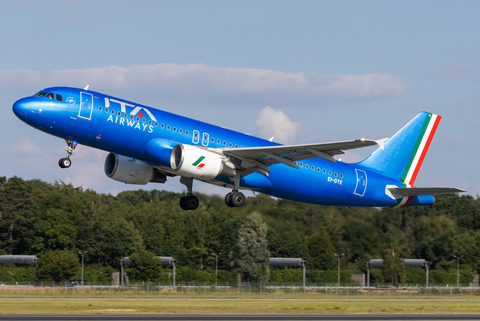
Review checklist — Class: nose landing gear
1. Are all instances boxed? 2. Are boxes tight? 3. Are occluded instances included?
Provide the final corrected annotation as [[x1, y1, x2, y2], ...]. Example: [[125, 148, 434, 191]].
[[59, 139, 77, 169]]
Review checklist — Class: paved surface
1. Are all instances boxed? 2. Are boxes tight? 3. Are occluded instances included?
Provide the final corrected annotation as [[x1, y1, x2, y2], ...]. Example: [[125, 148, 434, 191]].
[[0, 315, 479, 321]]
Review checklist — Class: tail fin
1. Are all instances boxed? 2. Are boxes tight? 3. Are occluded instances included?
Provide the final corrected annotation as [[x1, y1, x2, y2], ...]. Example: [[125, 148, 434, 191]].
[[358, 112, 441, 186]]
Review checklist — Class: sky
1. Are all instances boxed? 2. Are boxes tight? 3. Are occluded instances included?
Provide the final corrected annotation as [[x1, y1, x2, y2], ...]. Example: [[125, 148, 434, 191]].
[[0, 0, 478, 197]]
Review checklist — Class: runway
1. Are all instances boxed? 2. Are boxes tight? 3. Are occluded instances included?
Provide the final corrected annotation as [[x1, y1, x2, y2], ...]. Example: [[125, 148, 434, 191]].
[[0, 314, 479, 321]]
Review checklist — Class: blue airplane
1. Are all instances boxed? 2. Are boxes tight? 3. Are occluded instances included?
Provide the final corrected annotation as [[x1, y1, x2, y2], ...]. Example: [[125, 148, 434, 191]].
[[12, 86, 464, 210]]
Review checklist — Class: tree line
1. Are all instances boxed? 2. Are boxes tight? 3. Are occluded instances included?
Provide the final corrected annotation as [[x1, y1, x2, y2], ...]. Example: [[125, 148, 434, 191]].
[[0, 176, 478, 285]]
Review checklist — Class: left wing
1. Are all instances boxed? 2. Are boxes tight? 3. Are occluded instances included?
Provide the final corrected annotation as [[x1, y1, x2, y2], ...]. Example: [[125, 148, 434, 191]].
[[222, 138, 386, 175]]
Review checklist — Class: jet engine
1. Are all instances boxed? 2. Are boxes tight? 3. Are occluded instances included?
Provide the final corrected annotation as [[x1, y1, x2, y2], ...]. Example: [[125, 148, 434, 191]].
[[104, 153, 166, 185], [170, 144, 236, 179]]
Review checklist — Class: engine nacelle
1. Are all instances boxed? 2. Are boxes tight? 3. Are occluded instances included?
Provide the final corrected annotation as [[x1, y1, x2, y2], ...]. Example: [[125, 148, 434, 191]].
[[170, 144, 236, 179], [105, 153, 166, 185]]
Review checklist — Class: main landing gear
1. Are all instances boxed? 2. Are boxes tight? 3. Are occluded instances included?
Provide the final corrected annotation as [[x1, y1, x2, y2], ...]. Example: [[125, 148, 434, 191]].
[[225, 174, 245, 208], [59, 139, 77, 169], [225, 191, 246, 207], [179, 177, 200, 211], [178, 176, 246, 210]]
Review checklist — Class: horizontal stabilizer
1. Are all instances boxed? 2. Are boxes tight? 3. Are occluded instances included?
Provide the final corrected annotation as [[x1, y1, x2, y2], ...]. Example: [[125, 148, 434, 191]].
[[388, 187, 466, 197]]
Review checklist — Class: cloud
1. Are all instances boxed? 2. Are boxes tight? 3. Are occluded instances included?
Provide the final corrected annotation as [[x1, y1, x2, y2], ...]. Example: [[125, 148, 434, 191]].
[[0, 64, 408, 108], [255, 106, 302, 144]]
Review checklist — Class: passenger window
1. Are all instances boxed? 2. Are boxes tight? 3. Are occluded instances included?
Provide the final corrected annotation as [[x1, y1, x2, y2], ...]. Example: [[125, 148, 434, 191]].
[[312, 166, 315, 171], [143, 119, 147, 123], [217, 139, 221, 144], [99, 107, 102, 111], [112, 110, 115, 114], [105, 108, 109, 113], [179, 128, 183, 133], [167, 125, 171, 130], [223, 141, 227, 146], [118, 111, 121, 116], [317, 168, 320, 172], [185, 130, 189, 135], [300, 162, 303, 167], [306, 164, 309, 169], [334, 172, 338, 177], [173, 126, 176, 131], [329, 170, 332, 175], [56, 94, 62, 101], [229, 142, 233, 147], [235, 144, 239, 148], [149, 120, 153, 125], [340, 174, 343, 179], [323, 169, 326, 174]]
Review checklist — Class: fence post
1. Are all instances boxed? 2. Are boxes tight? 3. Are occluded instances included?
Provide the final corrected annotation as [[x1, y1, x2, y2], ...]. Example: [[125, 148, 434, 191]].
[[260, 282, 262, 294], [227, 282, 229, 294], [249, 282, 251, 294], [204, 282, 206, 295]]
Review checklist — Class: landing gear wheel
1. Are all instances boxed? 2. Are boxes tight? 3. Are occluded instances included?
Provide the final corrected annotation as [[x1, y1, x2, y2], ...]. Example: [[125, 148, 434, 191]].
[[231, 191, 246, 207], [225, 192, 235, 207], [58, 158, 71, 169], [180, 195, 199, 210], [179, 196, 188, 210], [185, 195, 199, 210]]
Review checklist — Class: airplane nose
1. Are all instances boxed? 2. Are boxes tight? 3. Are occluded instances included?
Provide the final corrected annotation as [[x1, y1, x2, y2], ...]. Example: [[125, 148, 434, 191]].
[[12, 98, 30, 118]]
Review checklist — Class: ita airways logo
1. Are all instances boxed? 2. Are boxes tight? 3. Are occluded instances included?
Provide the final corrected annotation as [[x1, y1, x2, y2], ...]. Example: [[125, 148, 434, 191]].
[[130, 106, 157, 122], [192, 156, 206, 170]]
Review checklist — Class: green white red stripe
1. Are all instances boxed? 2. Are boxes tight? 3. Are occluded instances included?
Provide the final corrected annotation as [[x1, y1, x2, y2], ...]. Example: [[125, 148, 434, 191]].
[[400, 113, 441, 187]]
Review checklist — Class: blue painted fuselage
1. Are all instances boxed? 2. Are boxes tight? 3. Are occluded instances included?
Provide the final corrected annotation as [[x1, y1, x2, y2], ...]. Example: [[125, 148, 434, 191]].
[[12, 86, 416, 207]]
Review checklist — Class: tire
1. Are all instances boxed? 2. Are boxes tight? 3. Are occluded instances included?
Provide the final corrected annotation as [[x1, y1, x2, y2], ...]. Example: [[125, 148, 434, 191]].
[[231, 192, 246, 207], [59, 158, 71, 168], [225, 192, 235, 207], [185, 195, 199, 210], [179, 196, 188, 210]]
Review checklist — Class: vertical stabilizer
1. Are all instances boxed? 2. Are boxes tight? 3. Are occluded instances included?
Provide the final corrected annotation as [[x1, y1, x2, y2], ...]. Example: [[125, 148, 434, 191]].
[[358, 112, 441, 186]]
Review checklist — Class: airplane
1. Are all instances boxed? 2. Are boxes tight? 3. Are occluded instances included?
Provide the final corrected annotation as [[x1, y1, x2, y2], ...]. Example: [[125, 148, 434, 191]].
[[12, 86, 465, 210]]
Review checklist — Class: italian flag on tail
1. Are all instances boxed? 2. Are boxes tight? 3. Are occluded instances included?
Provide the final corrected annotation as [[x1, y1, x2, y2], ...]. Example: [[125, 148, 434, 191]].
[[395, 113, 441, 207]]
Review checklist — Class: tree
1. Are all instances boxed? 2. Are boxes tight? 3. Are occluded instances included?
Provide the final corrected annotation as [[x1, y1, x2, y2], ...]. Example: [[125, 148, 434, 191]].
[[229, 212, 270, 283], [37, 250, 80, 282], [125, 250, 163, 282], [381, 245, 406, 284]]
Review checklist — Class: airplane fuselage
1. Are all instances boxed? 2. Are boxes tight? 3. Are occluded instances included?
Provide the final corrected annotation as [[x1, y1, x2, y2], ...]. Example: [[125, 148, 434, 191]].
[[12, 86, 435, 208]]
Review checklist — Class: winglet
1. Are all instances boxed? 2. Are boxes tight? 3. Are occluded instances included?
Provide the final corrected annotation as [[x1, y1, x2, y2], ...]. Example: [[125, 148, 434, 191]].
[[375, 138, 389, 150]]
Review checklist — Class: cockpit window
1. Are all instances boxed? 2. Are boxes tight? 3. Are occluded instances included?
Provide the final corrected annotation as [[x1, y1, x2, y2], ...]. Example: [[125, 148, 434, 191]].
[[56, 94, 62, 101], [34, 91, 47, 97], [46, 92, 54, 100]]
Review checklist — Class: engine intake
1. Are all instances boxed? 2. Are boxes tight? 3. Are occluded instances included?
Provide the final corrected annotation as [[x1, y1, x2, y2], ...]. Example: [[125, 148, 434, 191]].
[[105, 153, 166, 185], [170, 144, 236, 179]]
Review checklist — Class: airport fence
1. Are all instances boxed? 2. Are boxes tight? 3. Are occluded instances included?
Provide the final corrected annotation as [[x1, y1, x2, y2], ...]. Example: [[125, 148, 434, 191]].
[[1, 282, 480, 296]]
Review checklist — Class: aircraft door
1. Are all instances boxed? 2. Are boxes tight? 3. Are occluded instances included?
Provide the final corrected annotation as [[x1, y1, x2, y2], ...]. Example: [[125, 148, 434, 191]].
[[202, 133, 209, 146], [192, 130, 200, 144], [353, 169, 367, 197], [78, 92, 94, 120]]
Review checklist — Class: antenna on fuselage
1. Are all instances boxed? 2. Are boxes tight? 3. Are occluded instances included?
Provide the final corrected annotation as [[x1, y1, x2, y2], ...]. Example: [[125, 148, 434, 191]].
[[269, 137, 274, 142], [84, 85, 90, 90]]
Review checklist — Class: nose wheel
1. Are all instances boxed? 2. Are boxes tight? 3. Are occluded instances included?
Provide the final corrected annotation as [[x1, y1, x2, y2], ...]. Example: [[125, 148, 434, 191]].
[[58, 158, 72, 168], [58, 139, 77, 169]]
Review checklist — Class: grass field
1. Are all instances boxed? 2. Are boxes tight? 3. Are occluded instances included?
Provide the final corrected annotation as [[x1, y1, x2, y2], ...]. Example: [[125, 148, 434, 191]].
[[1, 298, 480, 314]]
